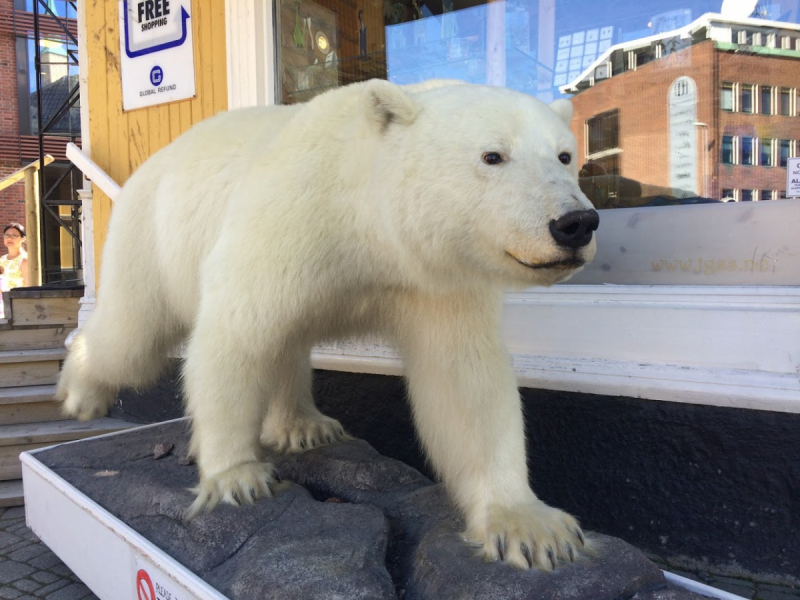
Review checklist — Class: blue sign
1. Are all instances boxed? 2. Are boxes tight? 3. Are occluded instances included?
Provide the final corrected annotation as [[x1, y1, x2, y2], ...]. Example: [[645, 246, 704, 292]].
[[150, 65, 163, 86]]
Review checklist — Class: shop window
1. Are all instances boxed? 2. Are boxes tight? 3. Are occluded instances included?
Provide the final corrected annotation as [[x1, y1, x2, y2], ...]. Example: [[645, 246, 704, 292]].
[[760, 190, 774, 201], [741, 84, 754, 113], [741, 137, 754, 165], [780, 88, 792, 115], [721, 83, 734, 112], [741, 189, 753, 201], [586, 110, 620, 156], [272, 0, 800, 287], [760, 86, 772, 115], [760, 138, 773, 166], [780, 140, 791, 167], [722, 135, 735, 164]]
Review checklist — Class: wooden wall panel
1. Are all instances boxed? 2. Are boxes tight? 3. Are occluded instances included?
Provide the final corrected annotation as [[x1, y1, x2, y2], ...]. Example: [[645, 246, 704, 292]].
[[84, 1, 228, 281]]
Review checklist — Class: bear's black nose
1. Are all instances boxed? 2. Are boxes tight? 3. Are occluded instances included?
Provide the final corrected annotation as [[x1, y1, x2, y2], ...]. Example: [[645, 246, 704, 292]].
[[549, 210, 600, 249]]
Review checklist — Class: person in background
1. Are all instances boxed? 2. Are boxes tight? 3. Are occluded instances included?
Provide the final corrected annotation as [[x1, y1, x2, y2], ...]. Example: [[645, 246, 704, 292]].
[[1, 223, 29, 291]]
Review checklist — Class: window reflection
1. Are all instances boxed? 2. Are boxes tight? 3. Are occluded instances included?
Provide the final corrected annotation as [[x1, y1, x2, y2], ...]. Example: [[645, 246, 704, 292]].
[[275, 0, 800, 209]]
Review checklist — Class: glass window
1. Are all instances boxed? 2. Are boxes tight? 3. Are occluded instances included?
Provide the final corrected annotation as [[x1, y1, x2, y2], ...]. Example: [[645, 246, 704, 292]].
[[760, 190, 773, 201], [780, 88, 791, 115], [760, 138, 773, 166], [274, 0, 800, 285], [741, 137, 754, 165], [587, 110, 619, 155], [721, 83, 734, 111], [721, 189, 735, 202], [741, 85, 754, 113], [761, 85, 772, 114], [15, 36, 80, 136], [780, 140, 791, 167], [741, 189, 753, 201], [722, 136, 735, 164]]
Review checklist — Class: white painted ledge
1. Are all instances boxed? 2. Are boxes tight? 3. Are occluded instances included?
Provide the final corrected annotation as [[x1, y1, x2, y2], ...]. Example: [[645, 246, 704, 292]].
[[312, 285, 800, 413]]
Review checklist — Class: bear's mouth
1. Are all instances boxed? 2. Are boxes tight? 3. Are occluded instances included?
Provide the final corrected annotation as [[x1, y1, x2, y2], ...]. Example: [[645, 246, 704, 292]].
[[506, 251, 585, 271]]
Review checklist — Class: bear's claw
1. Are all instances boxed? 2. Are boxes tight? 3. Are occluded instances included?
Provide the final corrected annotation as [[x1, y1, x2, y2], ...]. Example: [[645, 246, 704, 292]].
[[262, 414, 352, 453], [468, 500, 588, 570], [185, 461, 277, 519]]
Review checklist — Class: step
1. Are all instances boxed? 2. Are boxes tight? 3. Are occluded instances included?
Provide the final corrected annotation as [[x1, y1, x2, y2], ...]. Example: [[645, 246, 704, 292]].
[[0, 418, 136, 481], [0, 349, 66, 389], [0, 349, 68, 364], [0, 385, 58, 405], [0, 480, 23, 507], [0, 385, 63, 425], [0, 325, 75, 351], [7, 296, 79, 327]]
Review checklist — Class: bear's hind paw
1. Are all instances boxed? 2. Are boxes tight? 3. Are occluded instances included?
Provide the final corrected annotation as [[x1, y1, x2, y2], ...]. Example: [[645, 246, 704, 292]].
[[467, 500, 589, 571], [262, 414, 352, 453], [57, 380, 116, 421], [185, 461, 278, 519]]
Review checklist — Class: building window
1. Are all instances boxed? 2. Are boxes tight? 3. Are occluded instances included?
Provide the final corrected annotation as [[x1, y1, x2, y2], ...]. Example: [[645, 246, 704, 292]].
[[760, 86, 772, 115], [721, 83, 734, 111], [760, 138, 773, 166], [586, 110, 620, 156], [722, 135, 735, 164], [781, 36, 792, 49], [780, 88, 792, 115], [741, 189, 754, 201], [779, 140, 791, 167], [721, 189, 735, 202], [741, 136, 754, 165], [760, 190, 774, 201], [741, 85, 754, 113]]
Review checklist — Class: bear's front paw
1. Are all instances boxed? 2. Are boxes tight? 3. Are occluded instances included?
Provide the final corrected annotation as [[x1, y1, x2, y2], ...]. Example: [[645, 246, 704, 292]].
[[262, 414, 352, 453], [186, 461, 277, 519], [467, 501, 587, 570]]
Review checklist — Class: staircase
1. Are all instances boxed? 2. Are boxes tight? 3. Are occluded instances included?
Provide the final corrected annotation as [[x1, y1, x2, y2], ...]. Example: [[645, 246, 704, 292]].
[[0, 288, 134, 506]]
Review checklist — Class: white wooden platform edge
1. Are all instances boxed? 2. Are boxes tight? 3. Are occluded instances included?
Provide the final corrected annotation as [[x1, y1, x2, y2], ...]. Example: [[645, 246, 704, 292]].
[[20, 420, 741, 600]]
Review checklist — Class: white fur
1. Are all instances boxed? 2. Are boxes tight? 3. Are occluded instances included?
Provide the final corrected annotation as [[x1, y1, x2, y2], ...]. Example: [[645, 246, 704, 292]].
[[57, 80, 596, 570]]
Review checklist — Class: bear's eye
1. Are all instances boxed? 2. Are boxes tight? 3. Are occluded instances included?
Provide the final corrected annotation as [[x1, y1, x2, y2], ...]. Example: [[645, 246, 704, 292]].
[[558, 152, 572, 165], [482, 152, 505, 165]]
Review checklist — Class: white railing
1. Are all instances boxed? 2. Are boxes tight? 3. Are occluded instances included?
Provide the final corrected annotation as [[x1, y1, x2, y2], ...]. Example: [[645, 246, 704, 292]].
[[66, 142, 120, 202]]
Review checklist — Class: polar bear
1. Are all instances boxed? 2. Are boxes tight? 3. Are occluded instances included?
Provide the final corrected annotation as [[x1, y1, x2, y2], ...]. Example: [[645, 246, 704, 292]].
[[57, 79, 599, 571]]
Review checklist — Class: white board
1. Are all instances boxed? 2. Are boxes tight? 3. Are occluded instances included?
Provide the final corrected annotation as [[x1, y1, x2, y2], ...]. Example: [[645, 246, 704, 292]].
[[118, 0, 196, 111]]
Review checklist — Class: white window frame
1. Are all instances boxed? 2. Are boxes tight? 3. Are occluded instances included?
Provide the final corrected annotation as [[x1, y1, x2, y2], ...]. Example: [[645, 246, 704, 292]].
[[226, 0, 800, 414], [721, 82, 735, 112], [741, 83, 754, 113]]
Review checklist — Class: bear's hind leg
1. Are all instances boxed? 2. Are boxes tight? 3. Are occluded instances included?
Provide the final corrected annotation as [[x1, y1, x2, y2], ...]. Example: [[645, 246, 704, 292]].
[[57, 284, 181, 421], [260, 350, 351, 453]]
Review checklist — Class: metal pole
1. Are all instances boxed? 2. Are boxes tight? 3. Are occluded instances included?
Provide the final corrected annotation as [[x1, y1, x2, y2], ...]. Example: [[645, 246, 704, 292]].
[[33, 0, 47, 285]]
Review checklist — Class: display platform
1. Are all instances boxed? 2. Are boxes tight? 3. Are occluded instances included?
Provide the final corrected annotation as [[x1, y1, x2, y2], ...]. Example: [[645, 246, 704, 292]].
[[20, 419, 745, 600]]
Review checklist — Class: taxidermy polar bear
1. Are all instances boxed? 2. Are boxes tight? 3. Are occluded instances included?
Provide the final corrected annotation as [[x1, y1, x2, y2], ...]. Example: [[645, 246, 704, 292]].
[[57, 79, 599, 570]]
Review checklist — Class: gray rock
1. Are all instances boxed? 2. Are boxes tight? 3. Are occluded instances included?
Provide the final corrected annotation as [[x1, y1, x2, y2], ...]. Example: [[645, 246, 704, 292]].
[[35, 420, 706, 600]]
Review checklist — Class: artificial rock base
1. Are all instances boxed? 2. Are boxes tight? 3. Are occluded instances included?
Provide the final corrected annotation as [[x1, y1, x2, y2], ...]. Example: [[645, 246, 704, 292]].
[[36, 421, 708, 600]]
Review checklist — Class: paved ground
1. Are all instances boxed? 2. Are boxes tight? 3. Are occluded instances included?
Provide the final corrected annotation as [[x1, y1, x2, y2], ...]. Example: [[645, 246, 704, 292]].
[[0, 507, 97, 600], [0, 504, 797, 600]]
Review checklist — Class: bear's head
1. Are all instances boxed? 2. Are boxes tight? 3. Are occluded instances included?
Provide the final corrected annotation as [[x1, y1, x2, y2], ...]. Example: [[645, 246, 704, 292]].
[[359, 79, 599, 290]]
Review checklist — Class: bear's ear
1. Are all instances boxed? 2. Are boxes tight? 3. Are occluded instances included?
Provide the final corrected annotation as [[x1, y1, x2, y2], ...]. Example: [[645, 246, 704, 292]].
[[360, 79, 420, 132], [548, 99, 574, 125]]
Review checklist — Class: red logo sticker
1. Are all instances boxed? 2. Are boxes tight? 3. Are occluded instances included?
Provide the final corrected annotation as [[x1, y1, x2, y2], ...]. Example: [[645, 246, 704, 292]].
[[136, 569, 156, 600]]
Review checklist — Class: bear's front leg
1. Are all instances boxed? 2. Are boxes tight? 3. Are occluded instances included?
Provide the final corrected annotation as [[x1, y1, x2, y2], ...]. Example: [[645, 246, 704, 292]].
[[183, 316, 277, 518], [397, 291, 586, 570]]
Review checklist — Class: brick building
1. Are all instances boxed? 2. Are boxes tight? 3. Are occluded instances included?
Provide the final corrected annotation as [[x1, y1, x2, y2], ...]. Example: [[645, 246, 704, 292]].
[[0, 0, 79, 228], [560, 13, 800, 205]]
